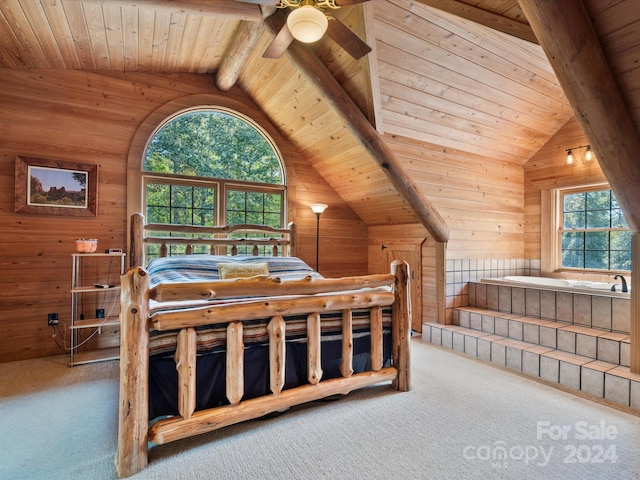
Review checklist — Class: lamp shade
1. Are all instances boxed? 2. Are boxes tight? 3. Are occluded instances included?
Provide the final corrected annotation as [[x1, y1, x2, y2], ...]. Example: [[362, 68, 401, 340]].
[[287, 5, 328, 43], [310, 203, 328, 214]]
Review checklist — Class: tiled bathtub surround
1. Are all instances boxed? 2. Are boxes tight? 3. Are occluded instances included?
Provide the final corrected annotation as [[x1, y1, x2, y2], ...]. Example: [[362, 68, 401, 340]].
[[426, 274, 637, 410], [469, 281, 630, 333], [445, 258, 541, 323]]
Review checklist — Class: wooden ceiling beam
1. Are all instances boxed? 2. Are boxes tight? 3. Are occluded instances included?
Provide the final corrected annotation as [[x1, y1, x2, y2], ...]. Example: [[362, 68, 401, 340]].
[[263, 11, 450, 243], [414, 0, 538, 44], [519, 0, 640, 233], [215, 6, 277, 91], [70, 0, 262, 20]]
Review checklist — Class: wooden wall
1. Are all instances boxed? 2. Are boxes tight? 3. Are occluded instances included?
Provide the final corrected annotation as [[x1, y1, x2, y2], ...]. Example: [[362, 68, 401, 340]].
[[0, 69, 366, 362], [382, 133, 525, 260], [524, 116, 607, 263]]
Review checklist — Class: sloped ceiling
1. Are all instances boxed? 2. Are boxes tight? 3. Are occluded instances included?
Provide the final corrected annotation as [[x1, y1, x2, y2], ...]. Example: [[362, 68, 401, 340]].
[[1, 0, 637, 227]]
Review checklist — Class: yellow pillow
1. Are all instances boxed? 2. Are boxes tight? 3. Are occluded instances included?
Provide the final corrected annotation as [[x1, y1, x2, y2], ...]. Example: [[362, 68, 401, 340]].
[[218, 262, 269, 279]]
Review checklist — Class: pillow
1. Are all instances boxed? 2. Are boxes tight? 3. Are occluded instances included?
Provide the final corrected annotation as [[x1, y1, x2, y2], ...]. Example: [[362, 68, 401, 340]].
[[218, 262, 269, 279]]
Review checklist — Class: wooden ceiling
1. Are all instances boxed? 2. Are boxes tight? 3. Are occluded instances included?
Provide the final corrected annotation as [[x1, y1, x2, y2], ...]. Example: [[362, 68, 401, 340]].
[[0, 0, 638, 228]]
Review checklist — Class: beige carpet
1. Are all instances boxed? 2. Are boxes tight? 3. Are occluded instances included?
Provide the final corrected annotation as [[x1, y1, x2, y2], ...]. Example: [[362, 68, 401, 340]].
[[1, 339, 639, 479]]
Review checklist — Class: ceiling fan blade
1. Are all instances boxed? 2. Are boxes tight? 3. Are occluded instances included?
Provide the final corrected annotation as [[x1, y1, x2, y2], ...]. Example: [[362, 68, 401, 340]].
[[234, 0, 280, 5], [335, 0, 370, 5], [325, 16, 372, 60], [263, 22, 295, 59]]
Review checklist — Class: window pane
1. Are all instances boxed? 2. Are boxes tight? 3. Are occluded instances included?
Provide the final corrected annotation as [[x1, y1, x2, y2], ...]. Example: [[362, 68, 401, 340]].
[[586, 190, 610, 210], [564, 192, 584, 213], [559, 188, 630, 272], [562, 249, 584, 268], [144, 110, 283, 185], [564, 212, 584, 229], [586, 209, 610, 228], [562, 232, 583, 250], [585, 250, 608, 269], [584, 231, 608, 251], [142, 109, 286, 260]]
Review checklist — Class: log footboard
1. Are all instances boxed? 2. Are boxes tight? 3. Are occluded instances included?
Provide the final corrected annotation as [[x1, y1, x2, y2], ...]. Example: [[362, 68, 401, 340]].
[[115, 260, 410, 478]]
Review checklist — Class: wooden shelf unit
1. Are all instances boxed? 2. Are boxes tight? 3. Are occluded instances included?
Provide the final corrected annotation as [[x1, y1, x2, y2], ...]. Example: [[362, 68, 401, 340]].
[[70, 252, 125, 366]]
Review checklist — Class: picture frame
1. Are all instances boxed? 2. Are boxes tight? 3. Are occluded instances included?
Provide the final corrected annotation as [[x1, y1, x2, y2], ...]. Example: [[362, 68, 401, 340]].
[[14, 156, 98, 216]]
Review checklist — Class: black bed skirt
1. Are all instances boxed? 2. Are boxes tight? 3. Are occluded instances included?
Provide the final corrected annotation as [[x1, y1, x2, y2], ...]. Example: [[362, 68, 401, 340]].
[[149, 332, 393, 420]]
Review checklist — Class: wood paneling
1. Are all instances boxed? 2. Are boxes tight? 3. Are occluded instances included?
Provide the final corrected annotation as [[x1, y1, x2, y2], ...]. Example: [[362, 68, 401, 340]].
[[383, 133, 525, 259], [374, 0, 573, 164], [523, 116, 607, 261], [368, 224, 442, 325], [0, 69, 366, 362]]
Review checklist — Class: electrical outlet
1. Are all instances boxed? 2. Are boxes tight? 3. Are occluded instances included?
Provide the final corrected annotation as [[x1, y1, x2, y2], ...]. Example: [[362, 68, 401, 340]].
[[47, 313, 59, 326]]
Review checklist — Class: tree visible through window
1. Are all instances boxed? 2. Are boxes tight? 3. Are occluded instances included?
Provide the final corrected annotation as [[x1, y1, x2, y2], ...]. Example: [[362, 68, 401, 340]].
[[143, 109, 285, 258], [560, 188, 631, 271]]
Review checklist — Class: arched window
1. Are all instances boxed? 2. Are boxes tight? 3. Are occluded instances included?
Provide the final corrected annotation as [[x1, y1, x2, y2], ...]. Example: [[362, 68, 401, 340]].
[[143, 108, 286, 258]]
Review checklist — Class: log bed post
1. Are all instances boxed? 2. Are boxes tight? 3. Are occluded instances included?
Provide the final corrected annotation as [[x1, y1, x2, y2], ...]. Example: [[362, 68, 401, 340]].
[[129, 213, 145, 269], [115, 267, 150, 478], [392, 260, 411, 391]]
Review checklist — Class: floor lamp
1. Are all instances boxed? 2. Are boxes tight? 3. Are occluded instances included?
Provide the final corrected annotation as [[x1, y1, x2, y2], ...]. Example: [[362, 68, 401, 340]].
[[309, 203, 327, 272]]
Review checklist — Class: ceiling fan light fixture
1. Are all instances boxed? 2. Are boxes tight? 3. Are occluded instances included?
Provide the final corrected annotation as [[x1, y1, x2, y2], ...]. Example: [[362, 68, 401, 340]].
[[287, 5, 328, 43]]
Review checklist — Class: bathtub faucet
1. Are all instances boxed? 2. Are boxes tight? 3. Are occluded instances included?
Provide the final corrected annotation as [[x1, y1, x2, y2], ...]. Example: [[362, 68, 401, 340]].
[[611, 274, 628, 293]]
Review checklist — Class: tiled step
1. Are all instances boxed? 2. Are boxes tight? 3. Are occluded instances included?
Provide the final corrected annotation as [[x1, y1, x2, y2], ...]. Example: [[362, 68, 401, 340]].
[[423, 321, 640, 411], [455, 307, 630, 367]]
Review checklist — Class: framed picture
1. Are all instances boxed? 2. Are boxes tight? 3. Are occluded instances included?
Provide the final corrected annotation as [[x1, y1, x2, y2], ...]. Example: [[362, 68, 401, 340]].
[[14, 156, 98, 216]]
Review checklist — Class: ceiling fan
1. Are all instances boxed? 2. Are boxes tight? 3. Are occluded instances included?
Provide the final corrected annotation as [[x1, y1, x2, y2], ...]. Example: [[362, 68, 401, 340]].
[[239, 0, 372, 60]]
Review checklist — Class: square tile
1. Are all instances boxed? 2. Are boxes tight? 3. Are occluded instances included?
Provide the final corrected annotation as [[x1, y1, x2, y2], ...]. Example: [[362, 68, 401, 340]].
[[598, 338, 620, 364], [458, 310, 470, 328], [556, 292, 573, 323], [621, 341, 630, 367], [559, 361, 581, 390], [540, 291, 556, 320], [525, 288, 541, 318], [469, 283, 476, 306], [477, 338, 491, 361], [506, 346, 522, 370], [522, 351, 540, 377], [591, 296, 612, 331], [581, 366, 605, 398], [486, 285, 499, 310], [612, 298, 630, 333], [441, 329, 453, 348], [422, 325, 432, 343], [512, 287, 525, 315], [465, 336, 478, 356], [431, 326, 442, 345], [576, 334, 597, 358], [499, 286, 512, 312], [557, 329, 576, 353], [539, 326, 557, 348], [470, 312, 483, 330], [452, 332, 465, 352], [605, 373, 630, 407], [494, 317, 509, 337], [509, 320, 523, 341], [572, 294, 591, 327], [482, 315, 495, 334], [540, 356, 559, 382], [491, 342, 506, 366], [475, 283, 487, 308], [523, 323, 540, 344]]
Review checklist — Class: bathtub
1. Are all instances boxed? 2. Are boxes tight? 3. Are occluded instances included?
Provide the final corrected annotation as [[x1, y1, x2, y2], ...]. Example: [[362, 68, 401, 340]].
[[482, 275, 629, 294]]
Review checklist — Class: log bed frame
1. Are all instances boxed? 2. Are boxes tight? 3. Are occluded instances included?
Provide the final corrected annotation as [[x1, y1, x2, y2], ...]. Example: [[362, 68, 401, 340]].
[[115, 213, 411, 478]]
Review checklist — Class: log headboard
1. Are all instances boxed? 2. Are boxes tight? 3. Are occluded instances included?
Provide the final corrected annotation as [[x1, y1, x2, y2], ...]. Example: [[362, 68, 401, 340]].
[[129, 212, 296, 268]]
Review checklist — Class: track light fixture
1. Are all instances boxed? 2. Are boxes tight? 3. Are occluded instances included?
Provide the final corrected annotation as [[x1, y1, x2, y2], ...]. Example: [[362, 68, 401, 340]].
[[565, 145, 594, 166]]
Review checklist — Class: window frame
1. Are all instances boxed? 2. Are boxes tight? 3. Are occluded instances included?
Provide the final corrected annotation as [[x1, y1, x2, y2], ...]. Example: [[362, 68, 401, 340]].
[[141, 107, 287, 235], [553, 183, 631, 273]]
